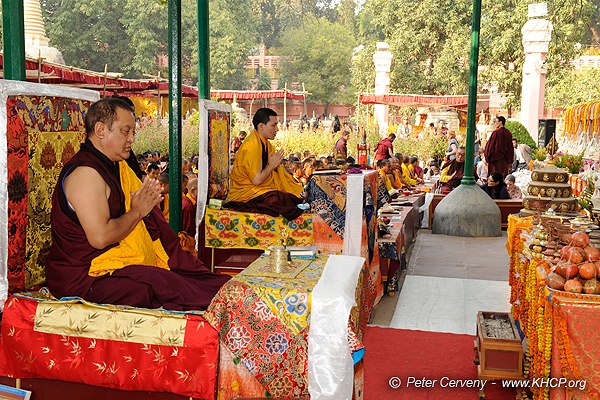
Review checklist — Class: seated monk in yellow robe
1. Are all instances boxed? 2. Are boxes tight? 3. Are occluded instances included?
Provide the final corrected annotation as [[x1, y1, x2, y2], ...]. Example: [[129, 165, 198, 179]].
[[377, 159, 394, 191], [438, 147, 478, 194], [225, 108, 304, 220]]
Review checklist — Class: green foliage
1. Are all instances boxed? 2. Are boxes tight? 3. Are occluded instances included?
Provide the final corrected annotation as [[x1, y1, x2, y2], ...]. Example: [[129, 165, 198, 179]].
[[43, 0, 135, 75], [363, 0, 471, 95], [278, 17, 355, 107], [41, 0, 257, 86], [133, 119, 199, 158], [532, 147, 548, 162], [505, 120, 536, 150], [205, 0, 257, 89], [393, 137, 448, 164], [358, 0, 597, 107], [554, 152, 584, 174], [546, 68, 600, 109], [257, 69, 272, 90], [351, 43, 376, 93]]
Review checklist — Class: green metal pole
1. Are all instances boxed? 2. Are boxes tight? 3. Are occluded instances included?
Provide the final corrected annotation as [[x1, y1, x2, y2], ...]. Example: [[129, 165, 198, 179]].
[[197, 0, 210, 99], [2, 0, 26, 81], [461, 0, 482, 185], [168, 0, 182, 232]]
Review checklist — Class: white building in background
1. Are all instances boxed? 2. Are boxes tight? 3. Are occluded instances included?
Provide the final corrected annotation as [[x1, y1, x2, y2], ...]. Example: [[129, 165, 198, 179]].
[[571, 52, 600, 70]]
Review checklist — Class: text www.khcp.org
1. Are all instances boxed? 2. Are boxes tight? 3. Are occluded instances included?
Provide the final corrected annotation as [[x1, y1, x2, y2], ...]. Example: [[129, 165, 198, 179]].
[[501, 378, 587, 390]]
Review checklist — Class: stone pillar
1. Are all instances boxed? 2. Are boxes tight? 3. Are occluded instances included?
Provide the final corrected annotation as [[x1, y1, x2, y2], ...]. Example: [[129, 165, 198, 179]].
[[23, 0, 64, 63], [373, 42, 393, 136], [520, 18, 552, 143]]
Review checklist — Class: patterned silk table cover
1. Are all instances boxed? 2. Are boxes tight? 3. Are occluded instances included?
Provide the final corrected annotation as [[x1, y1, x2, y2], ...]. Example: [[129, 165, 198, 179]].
[[204, 208, 313, 250], [204, 255, 371, 399], [306, 171, 385, 258], [0, 292, 219, 399]]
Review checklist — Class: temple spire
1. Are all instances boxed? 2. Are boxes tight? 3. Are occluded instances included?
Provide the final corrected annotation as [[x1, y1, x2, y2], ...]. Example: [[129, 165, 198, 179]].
[[23, 0, 64, 64]]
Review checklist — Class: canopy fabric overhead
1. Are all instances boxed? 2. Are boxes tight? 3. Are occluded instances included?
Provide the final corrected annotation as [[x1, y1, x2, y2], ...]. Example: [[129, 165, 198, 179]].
[[0, 54, 153, 91], [0, 54, 308, 101], [210, 90, 307, 101], [359, 93, 490, 109]]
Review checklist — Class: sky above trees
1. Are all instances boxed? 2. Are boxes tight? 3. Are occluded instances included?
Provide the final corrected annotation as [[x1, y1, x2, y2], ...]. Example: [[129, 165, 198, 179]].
[[32, 0, 600, 108]]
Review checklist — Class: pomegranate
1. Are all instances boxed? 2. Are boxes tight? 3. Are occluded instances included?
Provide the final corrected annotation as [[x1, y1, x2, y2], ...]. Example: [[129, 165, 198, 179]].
[[565, 247, 585, 264], [584, 246, 600, 262], [571, 231, 590, 248], [564, 278, 583, 293], [584, 279, 600, 294], [556, 262, 579, 279], [579, 262, 597, 280], [546, 272, 566, 291], [560, 245, 572, 259]]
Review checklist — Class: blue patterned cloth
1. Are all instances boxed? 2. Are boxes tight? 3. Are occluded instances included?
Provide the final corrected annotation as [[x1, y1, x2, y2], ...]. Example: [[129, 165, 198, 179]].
[[306, 177, 347, 238]]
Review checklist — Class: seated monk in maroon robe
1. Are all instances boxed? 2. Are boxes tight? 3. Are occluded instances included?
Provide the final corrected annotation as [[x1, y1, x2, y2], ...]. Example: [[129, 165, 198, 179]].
[[484, 116, 514, 178], [224, 107, 304, 221], [438, 147, 478, 194], [46, 97, 229, 311]]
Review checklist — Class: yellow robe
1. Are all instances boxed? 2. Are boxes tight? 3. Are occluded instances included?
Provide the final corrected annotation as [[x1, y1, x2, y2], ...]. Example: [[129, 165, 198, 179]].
[[228, 130, 303, 202], [392, 169, 405, 188], [439, 165, 452, 183], [401, 163, 417, 186], [89, 161, 170, 277], [161, 193, 170, 222], [378, 169, 393, 191]]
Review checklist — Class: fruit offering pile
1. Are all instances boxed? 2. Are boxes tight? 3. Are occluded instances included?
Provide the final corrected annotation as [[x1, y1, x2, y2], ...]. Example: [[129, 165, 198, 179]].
[[545, 231, 600, 294]]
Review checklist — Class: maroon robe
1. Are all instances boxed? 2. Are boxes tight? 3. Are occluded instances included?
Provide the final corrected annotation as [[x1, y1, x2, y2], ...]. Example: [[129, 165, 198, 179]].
[[182, 194, 197, 237], [46, 140, 230, 311], [374, 138, 394, 161], [225, 190, 303, 221], [484, 126, 514, 178], [334, 137, 348, 159], [440, 160, 479, 195]]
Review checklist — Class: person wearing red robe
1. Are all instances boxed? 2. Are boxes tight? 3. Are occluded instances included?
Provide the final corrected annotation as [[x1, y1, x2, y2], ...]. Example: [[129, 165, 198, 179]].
[[484, 116, 514, 178], [46, 97, 229, 311], [374, 134, 396, 162], [333, 131, 350, 159], [182, 177, 198, 236]]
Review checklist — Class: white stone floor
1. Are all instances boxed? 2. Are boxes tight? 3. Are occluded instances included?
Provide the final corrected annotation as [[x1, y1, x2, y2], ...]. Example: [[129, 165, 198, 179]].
[[370, 230, 512, 334], [389, 275, 511, 335]]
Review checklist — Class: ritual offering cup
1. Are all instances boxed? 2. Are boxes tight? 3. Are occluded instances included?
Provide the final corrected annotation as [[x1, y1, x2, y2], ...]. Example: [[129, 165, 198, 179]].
[[270, 245, 290, 273]]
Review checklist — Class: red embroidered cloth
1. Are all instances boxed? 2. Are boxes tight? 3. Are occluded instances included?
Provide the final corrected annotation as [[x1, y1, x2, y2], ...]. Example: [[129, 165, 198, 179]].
[[0, 294, 219, 399]]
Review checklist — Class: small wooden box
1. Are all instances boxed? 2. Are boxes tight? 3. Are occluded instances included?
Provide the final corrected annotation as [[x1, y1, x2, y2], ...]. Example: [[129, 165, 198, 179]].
[[474, 311, 523, 380]]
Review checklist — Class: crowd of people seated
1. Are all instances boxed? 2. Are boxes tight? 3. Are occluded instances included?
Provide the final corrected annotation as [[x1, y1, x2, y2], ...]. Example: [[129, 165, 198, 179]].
[[131, 148, 201, 232]]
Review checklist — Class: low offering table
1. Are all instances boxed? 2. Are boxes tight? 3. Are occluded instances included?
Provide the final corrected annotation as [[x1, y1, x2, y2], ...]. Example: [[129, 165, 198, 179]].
[[204, 254, 378, 399], [508, 214, 600, 400]]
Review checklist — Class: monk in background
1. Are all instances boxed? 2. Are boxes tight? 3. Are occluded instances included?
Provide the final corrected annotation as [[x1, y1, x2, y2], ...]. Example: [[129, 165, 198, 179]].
[[46, 97, 229, 311], [225, 107, 304, 220], [484, 116, 514, 178], [438, 147, 478, 194]]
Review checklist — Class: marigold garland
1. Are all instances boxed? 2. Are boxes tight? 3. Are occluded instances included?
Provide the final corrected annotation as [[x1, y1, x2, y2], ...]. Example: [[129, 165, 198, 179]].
[[563, 100, 600, 142]]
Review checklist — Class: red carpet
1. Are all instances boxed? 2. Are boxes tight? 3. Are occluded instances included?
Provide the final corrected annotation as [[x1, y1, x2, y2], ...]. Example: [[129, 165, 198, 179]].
[[363, 327, 517, 399]]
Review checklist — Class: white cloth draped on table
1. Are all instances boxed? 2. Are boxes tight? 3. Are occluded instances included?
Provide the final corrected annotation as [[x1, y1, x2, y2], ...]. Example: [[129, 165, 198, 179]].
[[308, 254, 364, 400], [343, 172, 366, 256]]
